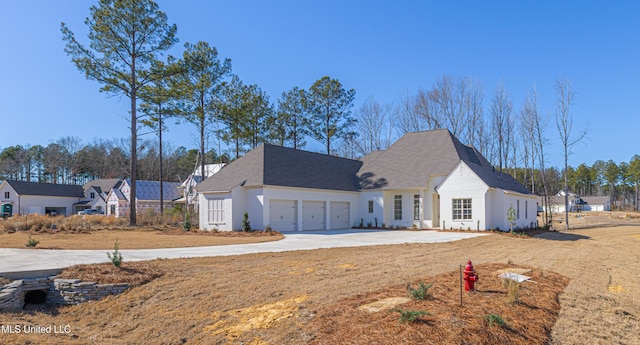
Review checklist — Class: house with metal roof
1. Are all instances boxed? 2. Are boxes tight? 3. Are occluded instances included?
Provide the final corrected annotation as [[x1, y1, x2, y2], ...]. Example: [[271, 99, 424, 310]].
[[0, 180, 85, 216], [105, 179, 182, 217], [196, 129, 538, 231]]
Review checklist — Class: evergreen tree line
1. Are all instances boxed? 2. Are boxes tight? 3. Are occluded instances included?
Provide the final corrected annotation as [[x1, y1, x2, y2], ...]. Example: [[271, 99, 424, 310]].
[[0, 137, 225, 185]]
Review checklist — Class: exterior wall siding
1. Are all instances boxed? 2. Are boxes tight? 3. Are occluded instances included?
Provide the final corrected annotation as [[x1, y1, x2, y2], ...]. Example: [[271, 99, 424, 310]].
[[437, 162, 489, 230], [199, 191, 233, 231], [359, 191, 384, 228]]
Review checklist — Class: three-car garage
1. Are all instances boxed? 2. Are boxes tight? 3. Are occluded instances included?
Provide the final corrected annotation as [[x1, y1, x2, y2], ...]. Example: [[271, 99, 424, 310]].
[[268, 199, 351, 231]]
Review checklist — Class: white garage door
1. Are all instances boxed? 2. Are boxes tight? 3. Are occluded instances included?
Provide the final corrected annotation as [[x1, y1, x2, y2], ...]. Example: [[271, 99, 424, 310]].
[[269, 199, 297, 232], [330, 202, 350, 229], [303, 201, 325, 231]]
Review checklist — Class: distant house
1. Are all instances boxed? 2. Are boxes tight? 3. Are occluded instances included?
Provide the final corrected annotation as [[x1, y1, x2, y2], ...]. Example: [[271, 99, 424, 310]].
[[0, 180, 84, 216], [74, 179, 123, 214], [196, 129, 537, 231], [539, 191, 611, 213], [176, 163, 225, 210], [581, 196, 611, 211], [106, 179, 182, 217]]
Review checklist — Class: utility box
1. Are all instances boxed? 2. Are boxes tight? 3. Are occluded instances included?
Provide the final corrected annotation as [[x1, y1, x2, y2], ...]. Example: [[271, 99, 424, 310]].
[[1, 203, 13, 218]]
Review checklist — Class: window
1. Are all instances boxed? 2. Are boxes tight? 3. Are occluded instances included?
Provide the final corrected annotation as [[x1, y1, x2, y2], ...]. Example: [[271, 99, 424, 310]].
[[3, 192, 9, 199], [90, 192, 95, 199], [452, 198, 472, 220], [413, 195, 420, 220], [208, 199, 225, 224], [517, 200, 520, 219], [525, 200, 528, 219], [368, 200, 374, 213], [394, 195, 402, 220]]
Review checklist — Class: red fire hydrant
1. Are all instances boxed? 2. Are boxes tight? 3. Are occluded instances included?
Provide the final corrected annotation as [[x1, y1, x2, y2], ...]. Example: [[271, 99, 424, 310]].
[[463, 260, 479, 292]]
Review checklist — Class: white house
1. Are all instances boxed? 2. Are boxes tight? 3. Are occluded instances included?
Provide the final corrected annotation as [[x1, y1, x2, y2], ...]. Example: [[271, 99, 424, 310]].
[[176, 163, 225, 210], [540, 192, 611, 213], [0, 180, 84, 216], [74, 179, 122, 214], [581, 196, 611, 211], [196, 129, 538, 231], [106, 179, 182, 217]]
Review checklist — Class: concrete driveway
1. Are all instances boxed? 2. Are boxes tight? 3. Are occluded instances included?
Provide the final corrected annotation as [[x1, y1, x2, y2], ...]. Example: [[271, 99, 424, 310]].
[[0, 230, 486, 275]]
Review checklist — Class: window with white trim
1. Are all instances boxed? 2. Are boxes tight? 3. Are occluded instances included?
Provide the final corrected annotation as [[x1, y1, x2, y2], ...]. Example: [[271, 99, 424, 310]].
[[368, 200, 373, 213], [413, 194, 420, 221], [517, 200, 520, 219], [394, 195, 402, 220], [4, 192, 9, 199], [452, 198, 472, 220], [208, 198, 225, 224]]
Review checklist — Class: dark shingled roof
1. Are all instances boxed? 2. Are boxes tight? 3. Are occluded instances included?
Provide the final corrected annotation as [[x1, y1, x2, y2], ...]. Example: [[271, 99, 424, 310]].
[[358, 129, 531, 194], [464, 162, 532, 195], [195, 130, 531, 196], [3, 180, 84, 197], [196, 144, 363, 192]]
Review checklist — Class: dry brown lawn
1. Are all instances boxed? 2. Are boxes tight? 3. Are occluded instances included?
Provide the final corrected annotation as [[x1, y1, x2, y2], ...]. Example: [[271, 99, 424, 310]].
[[0, 228, 283, 249], [1, 219, 639, 344]]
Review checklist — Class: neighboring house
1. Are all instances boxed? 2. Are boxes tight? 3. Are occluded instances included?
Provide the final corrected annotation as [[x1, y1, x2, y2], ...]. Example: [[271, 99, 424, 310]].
[[176, 163, 225, 209], [539, 191, 611, 213], [74, 178, 122, 214], [106, 179, 182, 217], [0, 180, 84, 216], [581, 196, 611, 211], [196, 129, 538, 232]]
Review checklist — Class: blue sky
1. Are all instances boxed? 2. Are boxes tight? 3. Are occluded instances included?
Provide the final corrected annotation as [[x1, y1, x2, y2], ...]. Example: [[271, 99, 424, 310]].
[[1, 1, 638, 169]]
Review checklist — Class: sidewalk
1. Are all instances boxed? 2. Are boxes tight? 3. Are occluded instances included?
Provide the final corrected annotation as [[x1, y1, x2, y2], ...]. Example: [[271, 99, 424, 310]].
[[0, 230, 486, 275]]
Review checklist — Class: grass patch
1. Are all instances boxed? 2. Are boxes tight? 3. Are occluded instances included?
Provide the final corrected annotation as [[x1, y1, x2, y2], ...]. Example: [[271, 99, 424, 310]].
[[56, 261, 164, 287]]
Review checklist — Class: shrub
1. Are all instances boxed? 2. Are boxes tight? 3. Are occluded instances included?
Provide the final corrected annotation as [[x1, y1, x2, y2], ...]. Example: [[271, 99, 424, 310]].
[[507, 205, 517, 233], [407, 281, 433, 300], [484, 314, 509, 328], [502, 278, 521, 304], [241, 212, 252, 232], [393, 308, 431, 323], [25, 235, 40, 247], [264, 225, 272, 233], [107, 239, 123, 267]]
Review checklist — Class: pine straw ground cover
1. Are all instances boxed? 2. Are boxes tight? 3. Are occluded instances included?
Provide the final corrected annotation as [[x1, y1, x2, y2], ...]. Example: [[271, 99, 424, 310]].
[[56, 262, 164, 286], [309, 264, 568, 345]]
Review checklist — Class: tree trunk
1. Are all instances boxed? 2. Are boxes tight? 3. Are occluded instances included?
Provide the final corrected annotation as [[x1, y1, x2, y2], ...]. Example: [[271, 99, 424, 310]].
[[159, 109, 163, 216], [200, 117, 205, 181], [129, 59, 137, 226]]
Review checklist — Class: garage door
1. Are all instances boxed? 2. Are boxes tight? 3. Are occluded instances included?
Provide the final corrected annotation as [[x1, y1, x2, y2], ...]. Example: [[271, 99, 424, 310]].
[[330, 202, 350, 229], [303, 201, 325, 231], [269, 200, 297, 232]]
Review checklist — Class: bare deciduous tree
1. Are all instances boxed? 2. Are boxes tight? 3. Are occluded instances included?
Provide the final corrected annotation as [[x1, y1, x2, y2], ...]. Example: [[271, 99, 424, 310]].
[[490, 81, 514, 172], [555, 76, 587, 230], [354, 97, 394, 156]]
